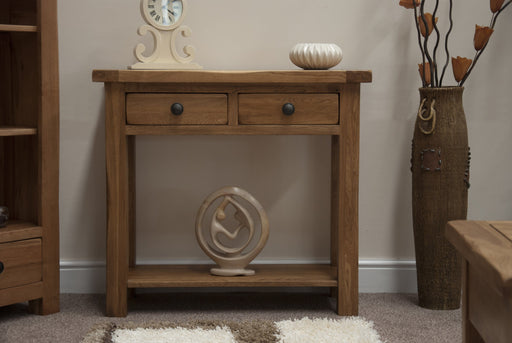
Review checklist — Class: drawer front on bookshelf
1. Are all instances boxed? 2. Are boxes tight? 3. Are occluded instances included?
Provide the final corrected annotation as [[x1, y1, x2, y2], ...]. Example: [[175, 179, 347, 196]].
[[238, 94, 339, 125], [126, 93, 228, 125], [0, 239, 42, 290]]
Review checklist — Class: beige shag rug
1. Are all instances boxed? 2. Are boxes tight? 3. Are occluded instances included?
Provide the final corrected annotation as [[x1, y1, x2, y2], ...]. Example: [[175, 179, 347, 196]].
[[82, 317, 383, 343]]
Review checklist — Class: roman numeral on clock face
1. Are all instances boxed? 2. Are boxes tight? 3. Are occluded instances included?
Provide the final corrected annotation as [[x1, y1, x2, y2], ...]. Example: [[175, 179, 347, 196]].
[[150, 10, 157, 16]]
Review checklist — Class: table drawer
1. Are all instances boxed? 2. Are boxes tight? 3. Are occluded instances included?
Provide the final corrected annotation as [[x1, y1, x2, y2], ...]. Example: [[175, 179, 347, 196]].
[[126, 94, 228, 125], [0, 239, 42, 290], [238, 94, 338, 125]]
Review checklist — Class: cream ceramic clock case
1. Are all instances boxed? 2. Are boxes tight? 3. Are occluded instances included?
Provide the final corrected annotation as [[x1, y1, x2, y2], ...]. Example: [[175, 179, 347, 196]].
[[130, 0, 202, 70], [142, 0, 184, 30]]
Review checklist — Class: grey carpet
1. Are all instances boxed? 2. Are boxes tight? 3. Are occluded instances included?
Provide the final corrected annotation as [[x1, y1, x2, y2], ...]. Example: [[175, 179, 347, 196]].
[[0, 292, 460, 342]]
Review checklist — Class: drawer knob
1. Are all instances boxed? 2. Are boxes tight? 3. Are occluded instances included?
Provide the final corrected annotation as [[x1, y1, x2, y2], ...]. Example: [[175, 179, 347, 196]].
[[0, 261, 4, 274], [171, 103, 184, 115], [282, 103, 295, 115]]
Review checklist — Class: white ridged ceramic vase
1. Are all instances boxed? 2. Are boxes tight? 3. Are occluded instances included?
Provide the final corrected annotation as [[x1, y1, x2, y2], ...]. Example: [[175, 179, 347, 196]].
[[289, 43, 343, 70]]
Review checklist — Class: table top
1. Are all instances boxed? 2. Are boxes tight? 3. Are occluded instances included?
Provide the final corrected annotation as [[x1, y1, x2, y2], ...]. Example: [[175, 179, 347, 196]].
[[92, 69, 372, 84], [492, 221, 512, 242], [446, 220, 512, 293]]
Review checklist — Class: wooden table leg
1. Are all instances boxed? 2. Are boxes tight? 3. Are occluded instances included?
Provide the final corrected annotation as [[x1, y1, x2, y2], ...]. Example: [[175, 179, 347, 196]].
[[332, 83, 360, 316], [127, 136, 136, 299], [105, 83, 129, 317], [462, 261, 485, 343]]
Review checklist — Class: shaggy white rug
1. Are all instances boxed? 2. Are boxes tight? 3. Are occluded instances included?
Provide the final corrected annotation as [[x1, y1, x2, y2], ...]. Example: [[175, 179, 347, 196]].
[[82, 317, 384, 343]]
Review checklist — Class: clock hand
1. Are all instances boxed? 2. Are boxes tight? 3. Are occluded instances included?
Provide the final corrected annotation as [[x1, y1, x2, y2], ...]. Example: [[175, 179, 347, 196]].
[[167, 8, 176, 23]]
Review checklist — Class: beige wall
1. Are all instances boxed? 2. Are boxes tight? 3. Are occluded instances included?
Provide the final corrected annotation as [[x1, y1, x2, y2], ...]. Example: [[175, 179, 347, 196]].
[[58, 1, 512, 263]]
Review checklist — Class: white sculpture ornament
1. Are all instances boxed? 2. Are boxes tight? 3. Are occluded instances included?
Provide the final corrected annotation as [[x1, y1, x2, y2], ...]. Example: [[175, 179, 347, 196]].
[[289, 43, 343, 70], [195, 187, 269, 276], [130, 0, 202, 70]]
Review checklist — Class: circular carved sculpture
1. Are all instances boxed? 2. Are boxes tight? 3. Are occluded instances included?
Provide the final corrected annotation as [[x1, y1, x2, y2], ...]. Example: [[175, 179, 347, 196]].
[[195, 187, 269, 276]]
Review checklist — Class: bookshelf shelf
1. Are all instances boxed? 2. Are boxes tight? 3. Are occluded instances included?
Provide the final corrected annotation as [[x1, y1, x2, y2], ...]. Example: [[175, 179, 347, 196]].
[[0, 24, 37, 32]]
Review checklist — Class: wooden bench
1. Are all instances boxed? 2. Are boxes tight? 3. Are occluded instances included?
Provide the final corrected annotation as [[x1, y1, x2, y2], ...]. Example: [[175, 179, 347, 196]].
[[446, 221, 512, 343]]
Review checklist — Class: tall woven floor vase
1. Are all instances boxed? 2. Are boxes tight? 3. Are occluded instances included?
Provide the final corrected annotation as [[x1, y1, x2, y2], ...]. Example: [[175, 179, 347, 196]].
[[411, 87, 469, 310]]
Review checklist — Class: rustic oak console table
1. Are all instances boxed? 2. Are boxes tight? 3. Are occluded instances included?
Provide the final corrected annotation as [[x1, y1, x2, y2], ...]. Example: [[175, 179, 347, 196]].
[[92, 70, 372, 317]]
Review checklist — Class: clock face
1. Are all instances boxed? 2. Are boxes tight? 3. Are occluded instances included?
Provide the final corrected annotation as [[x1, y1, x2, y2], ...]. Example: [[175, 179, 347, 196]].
[[142, 0, 184, 30]]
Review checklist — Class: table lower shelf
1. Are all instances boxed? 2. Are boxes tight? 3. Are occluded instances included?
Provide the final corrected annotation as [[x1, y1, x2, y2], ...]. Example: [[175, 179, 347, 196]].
[[128, 264, 337, 288]]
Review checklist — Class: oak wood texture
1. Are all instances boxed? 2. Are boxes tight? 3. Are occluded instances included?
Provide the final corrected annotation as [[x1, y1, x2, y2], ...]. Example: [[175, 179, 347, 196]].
[[94, 69, 371, 317], [0, 24, 37, 32], [446, 220, 512, 343], [238, 94, 338, 125], [0, 221, 42, 243], [0, 126, 38, 136], [33, 0, 60, 315], [333, 83, 361, 315], [92, 70, 372, 84], [0, 1, 36, 26], [105, 83, 129, 317], [125, 124, 341, 136], [128, 265, 337, 288], [0, 239, 42, 290], [123, 83, 343, 94], [128, 135, 136, 299], [0, 282, 42, 308], [0, 0, 59, 314], [126, 93, 227, 125]]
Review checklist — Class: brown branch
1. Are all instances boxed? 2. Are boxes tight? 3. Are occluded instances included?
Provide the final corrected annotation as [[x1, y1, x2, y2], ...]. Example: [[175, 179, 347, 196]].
[[439, 0, 454, 86], [432, 0, 441, 87], [419, 3, 434, 87], [494, 0, 512, 25], [460, 1, 511, 86], [413, 3, 427, 87]]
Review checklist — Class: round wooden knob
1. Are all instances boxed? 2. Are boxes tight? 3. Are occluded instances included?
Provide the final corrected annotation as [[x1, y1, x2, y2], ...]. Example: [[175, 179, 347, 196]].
[[282, 103, 295, 115], [171, 103, 184, 115]]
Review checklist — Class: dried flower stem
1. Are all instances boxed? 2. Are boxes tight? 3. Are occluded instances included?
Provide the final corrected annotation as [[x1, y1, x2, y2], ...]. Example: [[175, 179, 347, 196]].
[[419, 2, 435, 87], [460, 0, 512, 86], [491, 0, 511, 26], [413, 4, 427, 87], [439, 0, 454, 86], [432, 0, 441, 87]]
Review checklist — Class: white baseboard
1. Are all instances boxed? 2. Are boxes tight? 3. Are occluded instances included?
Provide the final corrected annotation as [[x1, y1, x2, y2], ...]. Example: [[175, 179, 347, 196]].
[[59, 259, 417, 294], [358, 260, 417, 293]]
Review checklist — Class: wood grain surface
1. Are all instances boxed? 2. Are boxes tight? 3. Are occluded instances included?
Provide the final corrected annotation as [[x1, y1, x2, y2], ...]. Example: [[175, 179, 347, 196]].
[[447, 220, 512, 343], [0, 0, 60, 314], [0, 239, 42, 290], [93, 69, 372, 84], [94, 69, 371, 317], [238, 93, 338, 125], [128, 264, 337, 288], [126, 93, 227, 125]]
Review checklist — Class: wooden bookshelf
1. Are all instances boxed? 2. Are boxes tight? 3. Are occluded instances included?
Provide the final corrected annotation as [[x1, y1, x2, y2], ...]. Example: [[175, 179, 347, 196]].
[[0, 0, 60, 314]]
